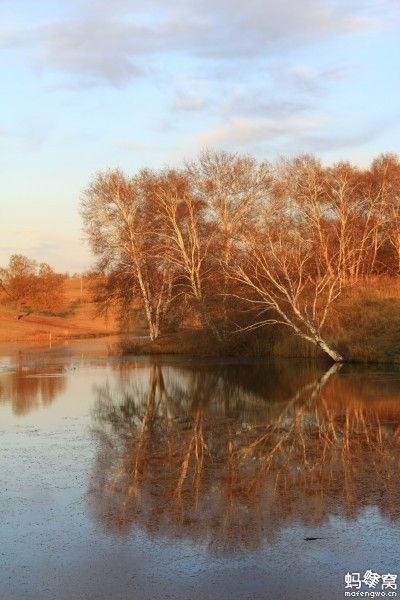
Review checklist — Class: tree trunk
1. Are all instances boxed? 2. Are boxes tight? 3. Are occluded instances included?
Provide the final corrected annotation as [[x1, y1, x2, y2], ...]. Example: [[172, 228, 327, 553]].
[[197, 301, 223, 342], [314, 336, 344, 362]]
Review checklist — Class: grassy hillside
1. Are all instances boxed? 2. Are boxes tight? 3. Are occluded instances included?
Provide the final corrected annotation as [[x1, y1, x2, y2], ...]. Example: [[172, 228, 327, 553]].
[[0, 277, 117, 343], [2, 274, 399, 363]]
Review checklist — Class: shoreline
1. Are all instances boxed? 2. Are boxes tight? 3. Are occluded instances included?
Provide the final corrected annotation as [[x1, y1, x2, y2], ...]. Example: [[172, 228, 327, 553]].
[[0, 329, 399, 365]]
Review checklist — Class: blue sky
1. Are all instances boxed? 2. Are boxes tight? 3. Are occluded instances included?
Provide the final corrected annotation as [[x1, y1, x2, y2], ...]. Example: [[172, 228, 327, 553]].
[[0, 0, 399, 271]]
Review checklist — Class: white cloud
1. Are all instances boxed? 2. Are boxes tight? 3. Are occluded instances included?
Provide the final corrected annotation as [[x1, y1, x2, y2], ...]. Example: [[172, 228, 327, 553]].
[[3, 0, 395, 87], [268, 62, 351, 95], [35, 13, 146, 87], [198, 116, 319, 148]]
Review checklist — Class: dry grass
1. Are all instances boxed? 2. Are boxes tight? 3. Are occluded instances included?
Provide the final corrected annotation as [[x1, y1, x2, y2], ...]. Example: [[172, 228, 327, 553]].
[[329, 277, 400, 362], [4, 274, 399, 363], [119, 329, 219, 356], [0, 277, 118, 342], [120, 277, 400, 363], [119, 327, 326, 360]]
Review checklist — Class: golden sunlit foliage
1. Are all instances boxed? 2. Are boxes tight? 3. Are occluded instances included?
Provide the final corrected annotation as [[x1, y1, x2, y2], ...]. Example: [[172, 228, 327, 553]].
[[0, 254, 66, 314], [82, 151, 400, 362]]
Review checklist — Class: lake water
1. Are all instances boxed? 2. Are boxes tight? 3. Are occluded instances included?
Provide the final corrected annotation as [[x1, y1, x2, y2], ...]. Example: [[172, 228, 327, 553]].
[[1, 339, 400, 600]]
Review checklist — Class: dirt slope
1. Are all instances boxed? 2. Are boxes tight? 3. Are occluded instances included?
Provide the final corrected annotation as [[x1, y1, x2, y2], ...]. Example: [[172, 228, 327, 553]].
[[0, 277, 117, 342]]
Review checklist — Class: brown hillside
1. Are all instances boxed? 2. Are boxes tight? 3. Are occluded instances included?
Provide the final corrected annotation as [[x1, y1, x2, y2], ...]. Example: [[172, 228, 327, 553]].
[[0, 277, 117, 342]]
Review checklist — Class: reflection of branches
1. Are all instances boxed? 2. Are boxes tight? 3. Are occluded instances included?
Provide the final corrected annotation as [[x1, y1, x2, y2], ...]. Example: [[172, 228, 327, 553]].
[[90, 362, 400, 554]]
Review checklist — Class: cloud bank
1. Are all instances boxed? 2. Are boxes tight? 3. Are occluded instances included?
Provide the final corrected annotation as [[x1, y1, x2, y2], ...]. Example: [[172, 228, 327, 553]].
[[4, 0, 392, 86]]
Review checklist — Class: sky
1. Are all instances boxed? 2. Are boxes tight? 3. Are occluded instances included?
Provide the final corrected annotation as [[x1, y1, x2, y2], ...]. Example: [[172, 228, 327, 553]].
[[0, 0, 399, 272]]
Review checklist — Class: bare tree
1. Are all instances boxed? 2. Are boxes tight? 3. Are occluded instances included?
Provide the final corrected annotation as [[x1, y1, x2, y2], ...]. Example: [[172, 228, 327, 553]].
[[229, 158, 344, 362], [369, 154, 400, 274], [150, 170, 223, 340], [230, 229, 343, 361], [186, 150, 272, 336], [81, 170, 176, 340]]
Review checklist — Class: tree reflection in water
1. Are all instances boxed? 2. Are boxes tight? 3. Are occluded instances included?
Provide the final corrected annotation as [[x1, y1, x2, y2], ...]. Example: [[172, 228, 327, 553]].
[[0, 363, 66, 415], [90, 362, 400, 554]]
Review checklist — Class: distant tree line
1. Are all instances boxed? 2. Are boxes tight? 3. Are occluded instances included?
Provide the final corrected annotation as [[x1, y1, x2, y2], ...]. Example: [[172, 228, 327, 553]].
[[0, 254, 65, 315], [81, 151, 400, 361]]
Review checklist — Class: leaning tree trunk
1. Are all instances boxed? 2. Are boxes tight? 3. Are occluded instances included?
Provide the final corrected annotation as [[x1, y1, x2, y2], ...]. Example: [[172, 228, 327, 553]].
[[291, 320, 344, 362], [313, 336, 344, 362], [301, 324, 344, 362]]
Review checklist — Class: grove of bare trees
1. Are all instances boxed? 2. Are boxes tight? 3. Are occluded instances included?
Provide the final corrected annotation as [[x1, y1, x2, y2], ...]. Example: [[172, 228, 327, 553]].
[[81, 151, 400, 362], [0, 254, 66, 315]]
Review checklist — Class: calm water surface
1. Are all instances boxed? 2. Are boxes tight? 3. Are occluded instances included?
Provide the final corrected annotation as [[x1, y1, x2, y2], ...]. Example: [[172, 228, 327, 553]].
[[1, 339, 400, 600]]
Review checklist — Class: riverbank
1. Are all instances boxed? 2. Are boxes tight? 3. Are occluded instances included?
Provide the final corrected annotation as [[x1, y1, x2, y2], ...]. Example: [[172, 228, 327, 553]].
[[121, 279, 400, 363], [118, 328, 324, 358], [119, 299, 400, 364], [3, 276, 399, 363]]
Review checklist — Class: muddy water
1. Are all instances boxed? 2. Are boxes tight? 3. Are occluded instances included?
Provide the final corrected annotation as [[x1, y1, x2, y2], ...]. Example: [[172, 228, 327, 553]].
[[1, 343, 400, 600]]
